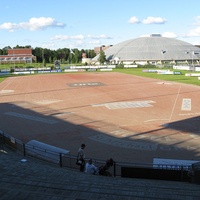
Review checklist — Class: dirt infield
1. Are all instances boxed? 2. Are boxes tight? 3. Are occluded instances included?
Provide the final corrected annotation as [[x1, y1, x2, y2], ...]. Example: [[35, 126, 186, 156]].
[[1, 72, 200, 163]]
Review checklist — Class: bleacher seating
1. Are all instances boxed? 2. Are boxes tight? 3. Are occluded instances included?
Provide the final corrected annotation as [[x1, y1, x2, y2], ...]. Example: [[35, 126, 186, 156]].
[[1, 146, 200, 200]]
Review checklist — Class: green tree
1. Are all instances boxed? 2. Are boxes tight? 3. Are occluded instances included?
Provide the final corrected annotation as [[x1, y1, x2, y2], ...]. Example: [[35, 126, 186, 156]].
[[98, 50, 106, 64], [69, 48, 80, 64], [33, 47, 43, 63], [74, 49, 81, 63], [2, 46, 11, 55], [0, 45, 96, 65]]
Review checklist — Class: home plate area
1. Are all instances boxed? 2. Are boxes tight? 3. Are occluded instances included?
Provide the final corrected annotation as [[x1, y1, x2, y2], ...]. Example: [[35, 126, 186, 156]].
[[69, 82, 105, 87]]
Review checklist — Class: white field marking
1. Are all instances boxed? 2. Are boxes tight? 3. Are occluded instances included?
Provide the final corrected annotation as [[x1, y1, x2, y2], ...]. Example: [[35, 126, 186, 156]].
[[0, 90, 14, 94], [168, 84, 181, 122], [89, 134, 158, 150], [92, 100, 155, 110], [181, 98, 191, 111], [189, 133, 200, 140], [179, 112, 200, 116], [34, 99, 63, 105], [144, 118, 169, 123], [110, 129, 133, 138], [69, 82, 104, 87], [5, 112, 58, 124], [0, 77, 16, 90]]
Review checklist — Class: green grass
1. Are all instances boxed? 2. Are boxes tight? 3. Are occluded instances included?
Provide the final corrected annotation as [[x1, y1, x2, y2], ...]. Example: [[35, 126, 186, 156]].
[[0, 67, 200, 86], [113, 68, 200, 86], [0, 75, 12, 83]]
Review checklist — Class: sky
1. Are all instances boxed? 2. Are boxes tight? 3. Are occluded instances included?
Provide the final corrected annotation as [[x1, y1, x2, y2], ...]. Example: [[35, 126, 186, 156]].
[[1, 0, 200, 50]]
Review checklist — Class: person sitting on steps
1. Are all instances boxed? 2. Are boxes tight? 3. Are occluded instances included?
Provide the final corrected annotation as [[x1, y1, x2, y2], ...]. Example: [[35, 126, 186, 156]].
[[85, 159, 98, 175], [98, 158, 114, 176]]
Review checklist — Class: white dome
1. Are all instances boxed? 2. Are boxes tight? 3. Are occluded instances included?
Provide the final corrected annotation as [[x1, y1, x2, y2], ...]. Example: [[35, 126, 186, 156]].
[[93, 35, 200, 63]]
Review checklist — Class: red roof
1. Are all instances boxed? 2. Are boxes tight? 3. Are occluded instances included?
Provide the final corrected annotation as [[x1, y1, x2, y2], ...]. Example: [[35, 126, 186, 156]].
[[8, 48, 32, 55]]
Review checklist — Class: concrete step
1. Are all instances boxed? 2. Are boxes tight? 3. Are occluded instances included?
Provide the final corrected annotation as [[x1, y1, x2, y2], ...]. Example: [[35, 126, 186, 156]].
[[1, 147, 200, 200]]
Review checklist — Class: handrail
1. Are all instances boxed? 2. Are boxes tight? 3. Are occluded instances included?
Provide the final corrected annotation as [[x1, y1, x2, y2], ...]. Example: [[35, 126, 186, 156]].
[[0, 130, 191, 177]]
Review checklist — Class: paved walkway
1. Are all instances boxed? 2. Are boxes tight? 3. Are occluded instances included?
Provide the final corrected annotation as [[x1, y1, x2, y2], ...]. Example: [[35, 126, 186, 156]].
[[1, 145, 200, 200]]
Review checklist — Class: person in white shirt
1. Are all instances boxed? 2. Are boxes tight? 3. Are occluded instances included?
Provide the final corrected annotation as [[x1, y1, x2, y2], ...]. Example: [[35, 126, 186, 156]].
[[85, 159, 98, 175]]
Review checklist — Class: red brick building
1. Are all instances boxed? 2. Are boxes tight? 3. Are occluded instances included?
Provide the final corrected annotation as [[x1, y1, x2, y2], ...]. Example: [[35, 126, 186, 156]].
[[0, 48, 36, 64]]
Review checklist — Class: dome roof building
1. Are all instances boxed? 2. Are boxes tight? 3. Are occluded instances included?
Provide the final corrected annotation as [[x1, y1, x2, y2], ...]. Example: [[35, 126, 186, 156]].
[[93, 34, 200, 65]]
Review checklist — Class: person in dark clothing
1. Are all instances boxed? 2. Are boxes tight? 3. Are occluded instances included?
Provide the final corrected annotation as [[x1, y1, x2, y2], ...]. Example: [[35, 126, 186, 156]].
[[99, 158, 114, 176], [76, 144, 86, 172]]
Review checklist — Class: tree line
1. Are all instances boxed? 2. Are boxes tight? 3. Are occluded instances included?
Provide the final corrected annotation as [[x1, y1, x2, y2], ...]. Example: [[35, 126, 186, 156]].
[[0, 45, 97, 64]]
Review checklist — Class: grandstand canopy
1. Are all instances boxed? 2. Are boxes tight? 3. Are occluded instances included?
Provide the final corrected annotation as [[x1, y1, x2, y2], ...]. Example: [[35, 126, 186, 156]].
[[93, 34, 200, 65]]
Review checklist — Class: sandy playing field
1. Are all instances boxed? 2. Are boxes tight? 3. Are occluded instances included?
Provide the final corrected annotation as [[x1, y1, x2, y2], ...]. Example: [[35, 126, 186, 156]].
[[1, 72, 200, 163]]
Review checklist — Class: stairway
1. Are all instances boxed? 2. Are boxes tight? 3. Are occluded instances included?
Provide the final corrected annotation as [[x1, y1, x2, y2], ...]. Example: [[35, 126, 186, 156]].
[[1, 147, 200, 200]]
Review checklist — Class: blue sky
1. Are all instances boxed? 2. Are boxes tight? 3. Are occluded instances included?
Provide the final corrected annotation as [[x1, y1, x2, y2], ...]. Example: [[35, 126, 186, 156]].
[[1, 0, 200, 50]]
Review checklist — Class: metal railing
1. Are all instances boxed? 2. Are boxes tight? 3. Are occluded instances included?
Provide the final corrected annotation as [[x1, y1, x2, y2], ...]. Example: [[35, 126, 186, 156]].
[[0, 130, 191, 178]]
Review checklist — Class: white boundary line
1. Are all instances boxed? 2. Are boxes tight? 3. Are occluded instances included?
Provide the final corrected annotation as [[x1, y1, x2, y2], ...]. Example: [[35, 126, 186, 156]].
[[168, 84, 182, 122]]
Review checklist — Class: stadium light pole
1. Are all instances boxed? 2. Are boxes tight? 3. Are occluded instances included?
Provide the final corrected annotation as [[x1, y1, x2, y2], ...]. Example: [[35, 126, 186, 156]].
[[191, 51, 196, 71], [192, 51, 199, 71], [186, 50, 195, 70], [70, 48, 75, 65]]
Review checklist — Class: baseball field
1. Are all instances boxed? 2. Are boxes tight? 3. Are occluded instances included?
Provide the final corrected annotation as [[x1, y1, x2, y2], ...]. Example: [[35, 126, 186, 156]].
[[0, 72, 200, 163]]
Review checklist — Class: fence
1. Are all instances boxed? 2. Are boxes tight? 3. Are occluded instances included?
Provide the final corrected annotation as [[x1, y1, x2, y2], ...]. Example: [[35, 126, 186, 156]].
[[0, 130, 192, 181]]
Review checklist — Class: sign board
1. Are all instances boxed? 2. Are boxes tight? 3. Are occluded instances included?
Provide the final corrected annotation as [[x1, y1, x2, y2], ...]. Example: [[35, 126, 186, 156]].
[[153, 158, 199, 170]]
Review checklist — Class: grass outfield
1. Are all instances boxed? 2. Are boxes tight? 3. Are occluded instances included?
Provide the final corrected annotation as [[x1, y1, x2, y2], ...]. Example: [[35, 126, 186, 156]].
[[113, 68, 200, 86], [0, 68, 200, 86]]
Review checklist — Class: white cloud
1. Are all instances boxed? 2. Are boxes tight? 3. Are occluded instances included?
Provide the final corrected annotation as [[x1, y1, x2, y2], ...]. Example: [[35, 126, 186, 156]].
[[128, 16, 140, 24], [0, 17, 65, 31], [187, 27, 200, 37], [186, 16, 200, 37], [71, 35, 84, 40], [74, 40, 84, 46], [67, 40, 85, 49], [87, 34, 112, 39], [142, 16, 167, 24], [51, 34, 84, 41], [194, 16, 200, 26], [192, 40, 200, 45], [25, 17, 65, 30], [88, 40, 101, 44], [162, 32, 177, 38], [51, 34, 111, 42], [51, 35, 70, 40], [0, 22, 19, 32]]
